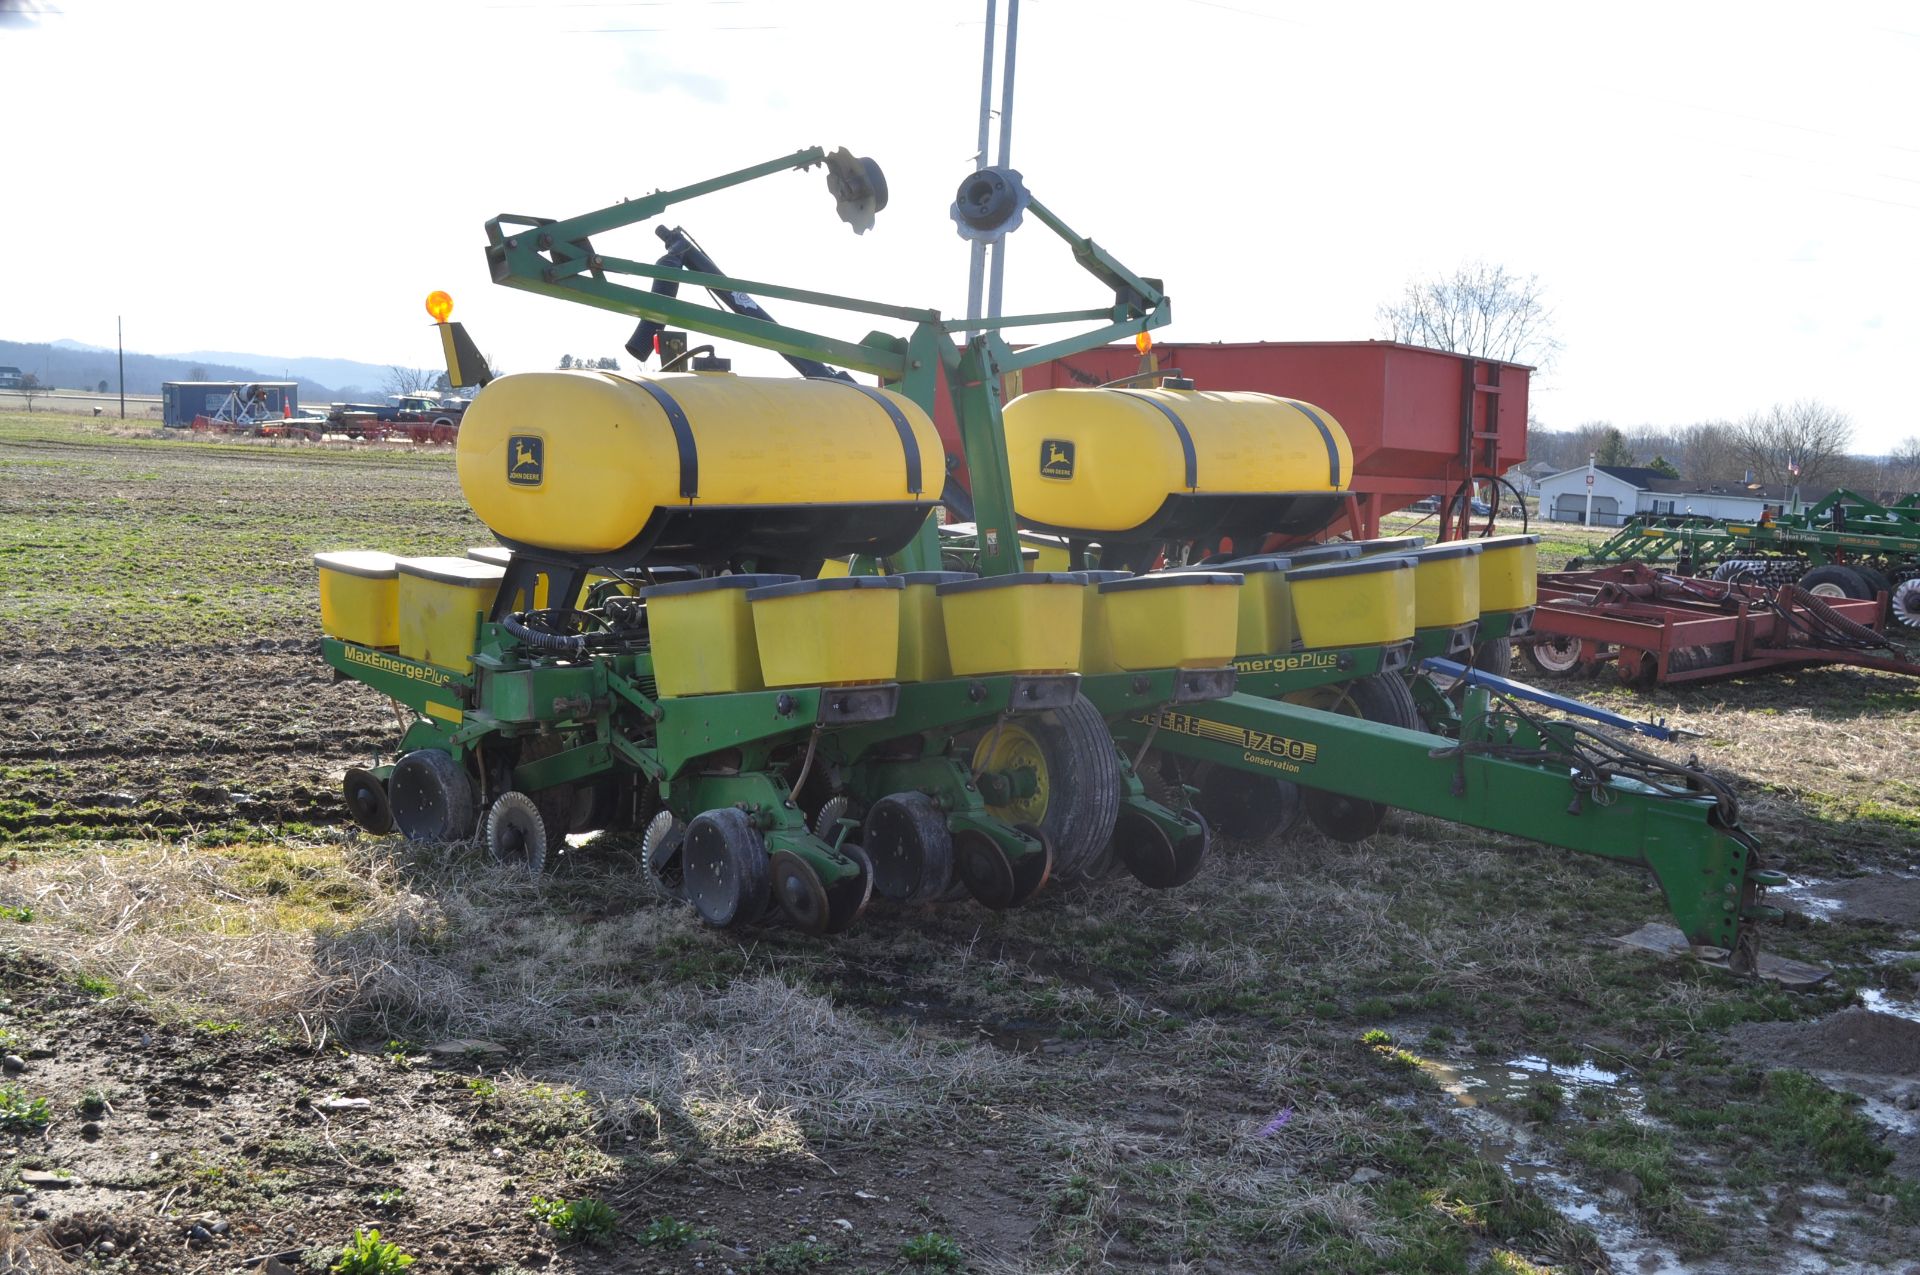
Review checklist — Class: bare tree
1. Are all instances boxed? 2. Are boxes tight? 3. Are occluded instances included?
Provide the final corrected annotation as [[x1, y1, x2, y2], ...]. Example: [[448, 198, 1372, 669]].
[[1378, 261, 1563, 368], [16, 372, 42, 411], [1674, 422, 1742, 484], [1734, 400, 1853, 492], [384, 366, 439, 397], [188, 365, 208, 381], [1889, 436, 1920, 495]]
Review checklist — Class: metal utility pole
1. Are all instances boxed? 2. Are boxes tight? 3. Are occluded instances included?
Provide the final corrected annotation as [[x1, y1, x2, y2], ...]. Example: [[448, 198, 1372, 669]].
[[964, 0, 997, 337], [117, 316, 125, 419], [984, 0, 1019, 321], [965, 0, 1020, 333]]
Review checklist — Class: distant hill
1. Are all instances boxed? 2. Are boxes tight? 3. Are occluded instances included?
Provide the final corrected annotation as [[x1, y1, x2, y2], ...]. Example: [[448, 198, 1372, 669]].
[[163, 349, 400, 399], [0, 340, 397, 400]]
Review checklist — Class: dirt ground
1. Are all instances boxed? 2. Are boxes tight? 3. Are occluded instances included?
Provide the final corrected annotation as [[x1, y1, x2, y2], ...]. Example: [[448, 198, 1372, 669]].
[[4, 413, 1920, 1275]]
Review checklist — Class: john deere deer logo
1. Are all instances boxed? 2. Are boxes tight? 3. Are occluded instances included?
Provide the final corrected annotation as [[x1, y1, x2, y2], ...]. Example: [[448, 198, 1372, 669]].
[[507, 435, 544, 487], [1039, 438, 1075, 480]]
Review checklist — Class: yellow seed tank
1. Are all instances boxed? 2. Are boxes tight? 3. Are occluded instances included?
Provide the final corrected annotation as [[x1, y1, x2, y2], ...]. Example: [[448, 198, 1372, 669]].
[[457, 370, 941, 564]]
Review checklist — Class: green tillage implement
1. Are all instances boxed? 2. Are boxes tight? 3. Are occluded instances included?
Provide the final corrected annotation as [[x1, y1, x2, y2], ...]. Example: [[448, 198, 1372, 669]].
[[329, 145, 1785, 968], [1578, 489, 1920, 576]]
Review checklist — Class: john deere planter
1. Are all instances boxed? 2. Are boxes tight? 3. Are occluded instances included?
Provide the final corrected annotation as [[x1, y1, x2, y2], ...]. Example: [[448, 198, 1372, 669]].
[[318, 146, 1780, 969]]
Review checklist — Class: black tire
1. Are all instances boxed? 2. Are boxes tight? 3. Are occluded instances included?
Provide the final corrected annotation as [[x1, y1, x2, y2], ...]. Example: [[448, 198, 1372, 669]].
[[863, 791, 955, 903], [1471, 638, 1512, 678], [682, 807, 770, 929], [1855, 566, 1893, 619], [969, 696, 1121, 881], [1288, 676, 1413, 843], [1522, 635, 1583, 677], [483, 791, 550, 877], [388, 748, 478, 843], [1565, 557, 1586, 572], [1189, 763, 1303, 842], [1798, 564, 1871, 600]]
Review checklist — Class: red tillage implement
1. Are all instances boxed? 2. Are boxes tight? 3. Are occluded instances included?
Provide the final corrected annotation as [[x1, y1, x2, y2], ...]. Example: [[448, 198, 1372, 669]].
[[1524, 563, 1920, 686]]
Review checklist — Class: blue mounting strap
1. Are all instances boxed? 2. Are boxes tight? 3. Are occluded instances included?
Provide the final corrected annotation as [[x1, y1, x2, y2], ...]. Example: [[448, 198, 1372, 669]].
[[1421, 658, 1676, 742]]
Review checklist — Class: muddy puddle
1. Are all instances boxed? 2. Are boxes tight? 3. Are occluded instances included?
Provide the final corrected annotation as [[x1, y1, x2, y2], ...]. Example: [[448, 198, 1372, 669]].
[[1777, 874, 1920, 930]]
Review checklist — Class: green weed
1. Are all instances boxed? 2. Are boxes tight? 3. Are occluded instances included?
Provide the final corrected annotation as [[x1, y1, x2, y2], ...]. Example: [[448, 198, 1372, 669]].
[[526, 1194, 618, 1245], [900, 1232, 964, 1269], [0, 1085, 52, 1132], [638, 1214, 697, 1248], [330, 1228, 415, 1275]]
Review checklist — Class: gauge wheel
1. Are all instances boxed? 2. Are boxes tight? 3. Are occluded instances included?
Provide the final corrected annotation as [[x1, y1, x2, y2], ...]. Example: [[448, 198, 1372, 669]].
[[682, 807, 771, 929], [968, 695, 1120, 882], [862, 792, 954, 903], [388, 748, 478, 843]]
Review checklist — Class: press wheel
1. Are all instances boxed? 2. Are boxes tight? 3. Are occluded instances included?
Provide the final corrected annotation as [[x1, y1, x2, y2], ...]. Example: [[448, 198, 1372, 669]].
[[484, 791, 550, 877], [968, 696, 1120, 881], [954, 829, 1018, 910], [1114, 808, 1211, 889], [342, 767, 393, 835], [770, 850, 830, 934], [388, 748, 478, 844], [682, 807, 770, 928], [862, 792, 955, 903]]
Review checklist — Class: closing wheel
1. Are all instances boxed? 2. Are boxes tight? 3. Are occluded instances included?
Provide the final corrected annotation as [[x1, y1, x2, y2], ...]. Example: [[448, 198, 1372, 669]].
[[1524, 635, 1583, 676], [1189, 762, 1303, 842], [862, 792, 954, 903], [484, 791, 550, 877], [1285, 676, 1410, 843], [342, 767, 393, 835], [682, 807, 771, 929], [641, 809, 687, 899], [389, 748, 478, 843], [770, 851, 830, 934], [953, 829, 1018, 910], [969, 696, 1121, 881], [823, 843, 874, 934]]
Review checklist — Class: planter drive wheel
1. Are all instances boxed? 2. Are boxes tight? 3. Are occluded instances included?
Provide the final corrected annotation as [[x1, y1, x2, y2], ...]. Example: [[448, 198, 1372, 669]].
[[968, 695, 1121, 881], [1283, 675, 1416, 843]]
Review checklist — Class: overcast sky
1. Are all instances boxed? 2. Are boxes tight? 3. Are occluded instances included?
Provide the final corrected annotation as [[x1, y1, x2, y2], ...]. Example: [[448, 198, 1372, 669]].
[[2, 0, 1915, 449]]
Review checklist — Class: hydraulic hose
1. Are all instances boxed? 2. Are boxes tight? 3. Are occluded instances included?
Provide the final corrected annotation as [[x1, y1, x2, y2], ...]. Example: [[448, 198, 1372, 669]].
[[500, 612, 588, 657]]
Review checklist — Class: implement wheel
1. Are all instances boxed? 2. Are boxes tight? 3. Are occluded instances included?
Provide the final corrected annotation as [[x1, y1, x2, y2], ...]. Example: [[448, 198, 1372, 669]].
[[389, 749, 478, 843], [969, 696, 1120, 881], [1188, 763, 1302, 842], [1285, 676, 1413, 844], [342, 767, 393, 835], [1471, 638, 1512, 677], [863, 792, 954, 903], [1799, 564, 1871, 600], [682, 807, 770, 928], [484, 791, 550, 877], [954, 827, 1051, 910], [1523, 635, 1583, 677]]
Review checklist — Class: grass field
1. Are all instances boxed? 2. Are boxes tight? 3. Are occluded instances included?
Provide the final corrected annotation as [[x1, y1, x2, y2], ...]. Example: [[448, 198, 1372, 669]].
[[2, 411, 1918, 1275]]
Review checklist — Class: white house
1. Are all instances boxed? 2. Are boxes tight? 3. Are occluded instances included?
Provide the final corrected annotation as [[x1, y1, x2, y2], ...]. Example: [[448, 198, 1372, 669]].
[[1537, 465, 1792, 526]]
